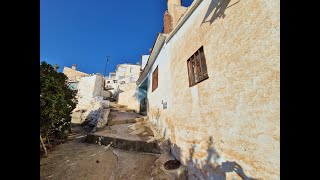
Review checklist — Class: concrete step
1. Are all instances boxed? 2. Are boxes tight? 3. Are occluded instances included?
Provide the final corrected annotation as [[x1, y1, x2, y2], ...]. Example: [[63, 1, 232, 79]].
[[85, 134, 162, 154], [108, 117, 147, 126], [85, 117, 162, 154], [110, 107, 136, 113], [108, 119, 137, 126]]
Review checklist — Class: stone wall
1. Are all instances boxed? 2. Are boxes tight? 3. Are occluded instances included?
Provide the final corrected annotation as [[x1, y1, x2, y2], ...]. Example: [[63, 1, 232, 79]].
[[145, 0, 280, 179], [71, 74, 110, 128], [71, 97, 110, 130]]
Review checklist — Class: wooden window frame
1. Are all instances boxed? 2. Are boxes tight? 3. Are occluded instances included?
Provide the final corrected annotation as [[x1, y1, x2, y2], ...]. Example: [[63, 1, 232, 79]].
[[187, 46, 209, 87], [152, 66, 158, 92]]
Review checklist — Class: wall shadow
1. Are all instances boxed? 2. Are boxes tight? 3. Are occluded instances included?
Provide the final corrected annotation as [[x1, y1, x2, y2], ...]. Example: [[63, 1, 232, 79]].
[[113, 86, 124, 103], [170, 136, 258, 180], [202, 0, 240, 25], [80, 109, 102, 132]]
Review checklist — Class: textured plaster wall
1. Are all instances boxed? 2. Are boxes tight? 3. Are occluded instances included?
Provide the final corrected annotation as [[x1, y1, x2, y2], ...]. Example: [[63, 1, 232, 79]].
[[164, 11, 173, 34], [117, 82, 140, 112], [63, 67, 88, 81], [168, 4, 187, 29], [145, 0, 280, 179], [72, 75, 106, 125], [77, 75, 104, 103]]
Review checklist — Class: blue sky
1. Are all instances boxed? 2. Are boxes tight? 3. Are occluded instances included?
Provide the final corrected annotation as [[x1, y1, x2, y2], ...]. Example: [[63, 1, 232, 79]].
[[40, 0, 193, 74]]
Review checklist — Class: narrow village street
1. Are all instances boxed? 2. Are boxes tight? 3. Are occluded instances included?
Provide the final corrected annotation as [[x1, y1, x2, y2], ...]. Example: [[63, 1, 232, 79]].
[[40, 103, 186, 180], [40, 0, 280, 178]]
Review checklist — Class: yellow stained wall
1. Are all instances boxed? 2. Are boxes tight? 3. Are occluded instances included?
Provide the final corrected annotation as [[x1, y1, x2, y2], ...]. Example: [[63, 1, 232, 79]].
[[146, 0, 279, 179], [63, 67, 88, 81]]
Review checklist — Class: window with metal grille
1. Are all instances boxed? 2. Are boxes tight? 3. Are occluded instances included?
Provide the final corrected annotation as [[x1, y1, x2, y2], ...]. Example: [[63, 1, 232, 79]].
[[187, 46, 209, 87], [152, 66, 158, 92]]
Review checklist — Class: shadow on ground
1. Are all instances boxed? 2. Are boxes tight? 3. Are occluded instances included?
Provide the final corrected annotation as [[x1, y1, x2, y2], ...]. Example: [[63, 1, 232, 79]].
[[169, 137, 258, 180]]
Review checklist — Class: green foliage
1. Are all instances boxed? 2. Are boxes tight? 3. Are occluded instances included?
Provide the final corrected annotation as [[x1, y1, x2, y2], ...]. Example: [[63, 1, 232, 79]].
[[40, 61, 77, 139]]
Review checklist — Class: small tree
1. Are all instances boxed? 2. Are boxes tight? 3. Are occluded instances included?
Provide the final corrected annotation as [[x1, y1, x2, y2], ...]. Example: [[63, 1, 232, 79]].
[[40, 61, 77, 153]]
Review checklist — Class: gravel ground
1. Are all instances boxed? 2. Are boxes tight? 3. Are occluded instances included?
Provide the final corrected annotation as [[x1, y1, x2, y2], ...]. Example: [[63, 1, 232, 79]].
[[40, 127, 167, 180]]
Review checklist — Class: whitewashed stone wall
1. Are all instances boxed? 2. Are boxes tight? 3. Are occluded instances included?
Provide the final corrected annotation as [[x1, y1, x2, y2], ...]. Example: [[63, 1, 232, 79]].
[[71, 74, 110, 128], [77, 74, 104, 104], [144, 0, 280, 179], [117, 82, 140, 112]]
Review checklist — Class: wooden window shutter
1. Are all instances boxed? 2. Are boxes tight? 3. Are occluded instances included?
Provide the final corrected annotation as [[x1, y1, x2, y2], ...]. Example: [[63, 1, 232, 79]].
[[187, 46, 208, 87], [152, 66, 158, 92]]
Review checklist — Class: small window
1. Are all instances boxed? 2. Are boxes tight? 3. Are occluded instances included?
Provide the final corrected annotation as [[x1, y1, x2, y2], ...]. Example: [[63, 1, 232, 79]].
[[152, 66, 158, 92], [120, 81, 125, 84], [113, 80, 117, 83], [107, 81, 110, 84], [187, 46, 208, 87]]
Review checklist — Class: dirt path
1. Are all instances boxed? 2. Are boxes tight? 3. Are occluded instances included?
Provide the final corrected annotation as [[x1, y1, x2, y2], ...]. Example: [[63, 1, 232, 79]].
[[40, 127, 117, 180], [40, 126, 164, 180], [40, 103, 186, 180]]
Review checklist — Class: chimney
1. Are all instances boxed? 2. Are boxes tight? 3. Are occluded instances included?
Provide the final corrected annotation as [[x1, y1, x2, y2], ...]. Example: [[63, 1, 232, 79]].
[[164, 0, 186, 34], [163, 10, 173, 34], [72, 64, 76, 70], [167, 0, 182, 10]]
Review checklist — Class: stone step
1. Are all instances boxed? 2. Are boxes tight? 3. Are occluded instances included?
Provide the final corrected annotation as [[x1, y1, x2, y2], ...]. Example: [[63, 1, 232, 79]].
[[108, 119, 137, 126], [108, 117, 147, 126], [85, 117, 162, 154], [85, 134, 163, 154]]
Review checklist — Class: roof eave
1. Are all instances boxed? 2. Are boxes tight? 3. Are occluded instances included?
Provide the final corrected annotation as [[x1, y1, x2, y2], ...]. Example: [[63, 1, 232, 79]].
[[136, 33, 167, 85]]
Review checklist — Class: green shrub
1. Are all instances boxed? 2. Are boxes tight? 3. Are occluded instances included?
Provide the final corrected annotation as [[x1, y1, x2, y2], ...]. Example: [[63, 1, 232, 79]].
[[40, 61, 77, 141]]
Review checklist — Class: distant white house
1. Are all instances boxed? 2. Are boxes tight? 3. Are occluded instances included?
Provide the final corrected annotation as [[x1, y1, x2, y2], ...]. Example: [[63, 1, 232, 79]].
[[104, 63, 140, 98]]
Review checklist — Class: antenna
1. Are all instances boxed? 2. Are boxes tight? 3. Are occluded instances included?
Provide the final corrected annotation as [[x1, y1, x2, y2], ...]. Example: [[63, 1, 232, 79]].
[[102, 56, 110, 95], [104, 56, 110, 77]]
